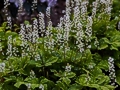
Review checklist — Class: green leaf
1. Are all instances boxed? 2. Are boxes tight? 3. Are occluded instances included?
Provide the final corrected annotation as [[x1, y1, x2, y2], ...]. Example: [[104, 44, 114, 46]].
[[100, 86, 109, 90], [98, 38, 110, 50], [45, 56, 58, 66], [56, 81, 68, 90], [116, 70, 120, 85], [102, 38, 110, 43], [18, 69, 28, 75], [14, 82, 25, 88], [110, 35, 120, 42], [105, 85, 115, 89], [31, 84, 39, 89], [5, 31, 18, 40], [68, 84, 83, 90], [13, 37, 22, 46], [97, 60, 109, 70], [112, 42, 120, 47], [65, 72, 76, 78], [87, 84, 100, 89], [91, 67, 103, 77], [2, 22, 7, 27], [110, 45, 118, 51], [54, 71, 75, 78], [40, 78, 50, 84], [116, 61, 120, 68], [61, 77, 71, 86], [14, 24, 19, 27], [28, 60, 43, 67], [0, 27, 4, 31], [0, 32, 5, 41], [97, 75, 109, 85], [4, 76, 16, 83], [24, 20, 30, 25], [76, 74, 88, 85], [40, 78, 54, 89], [98, 44, 108, 50], [24, 77, 39, 83]]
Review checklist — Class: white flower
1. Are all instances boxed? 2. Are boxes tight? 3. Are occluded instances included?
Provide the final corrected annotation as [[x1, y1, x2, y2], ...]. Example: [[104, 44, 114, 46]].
[[0, 63, 5, 72], [39, 84, 44, 90], [65, 63, 71, 72], [26, 83, 31, 89], [108, 57, 116, 86], [118, 21, 120, 30]]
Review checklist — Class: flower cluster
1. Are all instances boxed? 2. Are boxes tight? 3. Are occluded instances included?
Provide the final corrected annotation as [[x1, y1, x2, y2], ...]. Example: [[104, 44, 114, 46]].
[[46, 7, 52, 32], [19, 24, 28, 57], [38, 12, 45, 37], [76, 22, 84, 53], [108, 57, 116, 86], [32, 19, 39, 43], [56, 17, 64, 47], [26, 83, 31, 90], [13, 38, 19, 57], [92, 1, 98, 18], [34, 53, 41, 61], [7, 16, 12, 29], [4, 0, 10, 8], [39, 84, 44, 90], [65, 63, 71, 72], [104, 0, 112, 17], [30, 70, 35, 78], [25, 24, 33, 42], [31, 0, 37, 11], [80, 0, 88, 20], [45, 7, 55, 50], [118, 21, 120, 30], [0, 63, 5, 72], [85, 16, 93, 47], [73, 1, 80, 27], [6, 35, 13, 60]]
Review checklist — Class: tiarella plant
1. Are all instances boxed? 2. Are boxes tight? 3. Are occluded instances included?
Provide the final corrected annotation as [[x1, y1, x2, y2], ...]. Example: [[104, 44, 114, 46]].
[[0, 0, 120, 90]]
